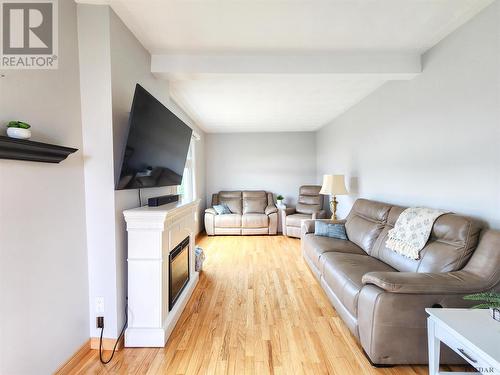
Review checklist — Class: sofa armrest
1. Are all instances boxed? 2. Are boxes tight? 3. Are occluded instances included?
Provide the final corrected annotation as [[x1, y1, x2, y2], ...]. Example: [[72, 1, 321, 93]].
[[312, 210, 327, 220], [205, 207, 217, 215], [357, 284, 476, 365], [279, 207, 294, 234], [301, 219, 316, 235], [301, 218, 346, 236], [204, 208, 216, 235], [282, 207, 296, 216], [265, 204, 277, 215], [362, 270, 488, 295]]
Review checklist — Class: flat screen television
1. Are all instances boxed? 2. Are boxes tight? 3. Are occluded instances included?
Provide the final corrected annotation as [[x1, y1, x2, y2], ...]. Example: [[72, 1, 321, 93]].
[[116, 84, 193, 190]]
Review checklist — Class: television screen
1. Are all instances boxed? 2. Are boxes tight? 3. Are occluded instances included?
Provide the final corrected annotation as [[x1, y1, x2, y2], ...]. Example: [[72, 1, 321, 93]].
[[116, 84, 193, 190]]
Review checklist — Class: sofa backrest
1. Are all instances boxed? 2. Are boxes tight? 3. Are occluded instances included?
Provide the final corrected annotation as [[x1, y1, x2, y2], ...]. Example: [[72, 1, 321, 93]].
[[345, 199, 392, 254], [215, 191, 242, 214], [296, 185, 322, 214], [463, 230, 500, 291], [370, 204, 482, 272], [242, 191, 268, 214], [212, 191, 274, 215]]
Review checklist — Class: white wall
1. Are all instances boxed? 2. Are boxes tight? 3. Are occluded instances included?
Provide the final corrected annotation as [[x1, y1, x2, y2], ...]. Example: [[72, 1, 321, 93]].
[[316, 2, 500, 228], [78, 4, 206, 340], [0, 1, 89, 374], [206, 132, 317, 206]]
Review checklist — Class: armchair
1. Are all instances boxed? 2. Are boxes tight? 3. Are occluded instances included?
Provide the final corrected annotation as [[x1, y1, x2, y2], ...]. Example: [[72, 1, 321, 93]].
[[281, 185, 326, 238]]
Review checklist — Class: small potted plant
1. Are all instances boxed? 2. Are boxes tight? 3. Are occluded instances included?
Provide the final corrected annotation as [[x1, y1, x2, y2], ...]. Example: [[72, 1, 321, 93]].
[[463, 292, 500, 322], [6, 121, 31, 139], [276, 195, 284, 207]]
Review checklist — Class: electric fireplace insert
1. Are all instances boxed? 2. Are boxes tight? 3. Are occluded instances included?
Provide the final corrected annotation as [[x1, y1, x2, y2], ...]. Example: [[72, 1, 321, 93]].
[[169, 236, 190, 310]]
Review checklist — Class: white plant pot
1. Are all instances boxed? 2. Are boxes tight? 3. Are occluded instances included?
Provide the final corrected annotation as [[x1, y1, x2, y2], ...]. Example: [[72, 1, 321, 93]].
[[277, 200, 284, 207], [7, 127, 31, 139]]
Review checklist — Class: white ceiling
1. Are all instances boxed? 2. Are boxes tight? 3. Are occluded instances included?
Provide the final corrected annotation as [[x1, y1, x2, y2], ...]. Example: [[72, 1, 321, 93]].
[[83, 0, 492, 53], [80, 0, 493, 132], [168, 74, 386, 132]]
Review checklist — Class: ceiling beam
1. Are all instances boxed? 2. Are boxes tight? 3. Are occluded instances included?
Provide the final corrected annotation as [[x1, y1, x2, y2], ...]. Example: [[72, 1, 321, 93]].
[[151, 52, 421, 79]]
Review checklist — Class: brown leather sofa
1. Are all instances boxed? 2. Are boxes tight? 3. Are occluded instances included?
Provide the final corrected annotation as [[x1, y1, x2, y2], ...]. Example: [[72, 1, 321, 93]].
[[281, 185, 326, 238], [302, 198, 500, 365], [205, 191, 278, 235]]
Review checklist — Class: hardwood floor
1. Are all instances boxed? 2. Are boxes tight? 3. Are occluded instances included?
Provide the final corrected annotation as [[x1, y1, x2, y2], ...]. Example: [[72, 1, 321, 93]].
[[67, 235, 465, 374]]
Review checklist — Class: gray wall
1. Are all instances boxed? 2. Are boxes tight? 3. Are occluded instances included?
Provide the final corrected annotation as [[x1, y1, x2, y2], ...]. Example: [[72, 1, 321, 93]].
[[109, 8, 207, 338], [316, 2, 500, 228], [78, 4, 206, 341], [78, 3, 119, 341], [0, 1, 89, 374], [110, 9, 206, 228], [206, 132, 317, 206]]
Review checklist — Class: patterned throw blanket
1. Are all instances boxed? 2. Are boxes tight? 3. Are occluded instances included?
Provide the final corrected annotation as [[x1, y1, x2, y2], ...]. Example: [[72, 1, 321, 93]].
[[386, 207, 448, 260]]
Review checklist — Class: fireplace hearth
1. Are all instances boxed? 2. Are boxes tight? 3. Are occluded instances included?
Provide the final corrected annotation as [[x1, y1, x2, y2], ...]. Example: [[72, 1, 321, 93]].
[[124, 199, 200, 347]]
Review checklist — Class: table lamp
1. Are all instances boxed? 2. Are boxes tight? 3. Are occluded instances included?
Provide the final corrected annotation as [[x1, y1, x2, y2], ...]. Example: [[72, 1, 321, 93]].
[[319, 174, 348, 220]]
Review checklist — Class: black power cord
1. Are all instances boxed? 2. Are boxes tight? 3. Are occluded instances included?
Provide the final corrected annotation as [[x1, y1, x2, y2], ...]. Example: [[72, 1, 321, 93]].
[[99, 303, 128, 364]]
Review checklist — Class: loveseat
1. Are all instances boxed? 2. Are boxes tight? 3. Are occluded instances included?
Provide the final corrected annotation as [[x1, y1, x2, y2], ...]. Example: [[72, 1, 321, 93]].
[[205, 191, 278, 235], [302, 198, 500, 365]]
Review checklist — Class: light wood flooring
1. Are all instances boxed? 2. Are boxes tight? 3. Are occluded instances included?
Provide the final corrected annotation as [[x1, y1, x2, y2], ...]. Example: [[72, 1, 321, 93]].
[[66, 235, 468, 374]]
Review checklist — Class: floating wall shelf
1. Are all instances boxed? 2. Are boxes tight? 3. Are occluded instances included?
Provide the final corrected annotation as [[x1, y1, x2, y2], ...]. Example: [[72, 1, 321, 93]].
[[0, 136, 78, 163]]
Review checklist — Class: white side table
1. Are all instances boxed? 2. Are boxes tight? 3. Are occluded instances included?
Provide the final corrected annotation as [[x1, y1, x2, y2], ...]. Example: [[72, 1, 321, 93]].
[[426, 308, 500, 375], [277, 204, 286, 234]]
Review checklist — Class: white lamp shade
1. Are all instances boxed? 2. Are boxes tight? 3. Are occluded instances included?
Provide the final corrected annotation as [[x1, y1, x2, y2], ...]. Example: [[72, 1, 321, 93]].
[[319, 174, 348, 195]]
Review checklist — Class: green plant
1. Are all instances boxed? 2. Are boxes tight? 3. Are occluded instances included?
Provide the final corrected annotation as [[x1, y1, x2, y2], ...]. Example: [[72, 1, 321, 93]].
[[7, 121, 30, 129], [463, 292, 500, 309], [276, 195, 284, 200]]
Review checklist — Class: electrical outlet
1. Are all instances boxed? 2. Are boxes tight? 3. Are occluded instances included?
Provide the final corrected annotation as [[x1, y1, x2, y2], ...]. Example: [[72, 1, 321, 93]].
[[96, 316, 104, 329], [95, 297, 104, 313]]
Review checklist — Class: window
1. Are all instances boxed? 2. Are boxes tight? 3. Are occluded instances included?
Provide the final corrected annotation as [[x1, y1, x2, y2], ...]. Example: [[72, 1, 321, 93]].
[[179, 138, 196, 202]]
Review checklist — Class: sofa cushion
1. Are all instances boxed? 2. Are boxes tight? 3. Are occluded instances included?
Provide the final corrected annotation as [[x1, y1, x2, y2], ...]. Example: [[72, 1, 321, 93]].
[[219, 198, 242, 214], [299, 185, 322, 196], [296, 185, 322, 214], [218, 191, 242, 200], [243, 198, 267, 214], [315, 221, 348, 240], [371, 206, 482, 273], [296, 203, 321, 215], [286, 213, 311, 228], [345, 199, 392, 254], [214, 214, 241, 228], [420, 213, 481, 272], [302, 233, 365, 273], [299, 194, 321, 205], [241, 213, 268, 228], [213, 204, 231, 215], [242, 191, 267, 199], [321, 253, 396, 316]]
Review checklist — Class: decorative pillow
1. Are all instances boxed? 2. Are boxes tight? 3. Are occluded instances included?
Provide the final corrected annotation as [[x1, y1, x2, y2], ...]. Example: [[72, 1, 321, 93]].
[[219, 198, 242, 214], [315, 221, 348, 240], [243, 198, 267, 214], [213, 204, 231, 215]]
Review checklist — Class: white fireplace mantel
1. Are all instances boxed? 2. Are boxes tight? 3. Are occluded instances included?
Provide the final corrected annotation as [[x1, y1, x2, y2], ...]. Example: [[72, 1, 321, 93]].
[[123, 198, 200, 347]]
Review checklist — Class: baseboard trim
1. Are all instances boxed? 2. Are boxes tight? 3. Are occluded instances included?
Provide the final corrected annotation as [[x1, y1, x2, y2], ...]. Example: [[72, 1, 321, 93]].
[[90, 336, 124, 351], [195, 231, 205, 243], [54, 339, 91, 375]]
